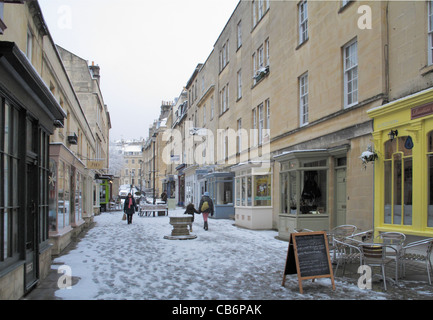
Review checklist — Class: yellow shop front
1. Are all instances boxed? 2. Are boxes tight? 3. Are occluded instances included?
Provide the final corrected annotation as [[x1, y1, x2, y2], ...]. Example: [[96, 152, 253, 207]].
[[368, 88, 433, 237]]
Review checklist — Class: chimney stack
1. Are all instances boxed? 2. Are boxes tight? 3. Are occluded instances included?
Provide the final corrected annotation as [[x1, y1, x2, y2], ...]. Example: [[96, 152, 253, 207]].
[[89, 61, 100, 84]]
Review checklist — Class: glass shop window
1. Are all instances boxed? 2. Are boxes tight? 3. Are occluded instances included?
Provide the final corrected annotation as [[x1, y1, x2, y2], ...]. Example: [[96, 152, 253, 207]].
[[384, 136, 413, 226], [280, 159, 327, 215]]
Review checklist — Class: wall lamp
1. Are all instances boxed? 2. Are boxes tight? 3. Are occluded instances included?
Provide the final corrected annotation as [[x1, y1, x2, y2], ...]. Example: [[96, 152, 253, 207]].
[[388, 129, 398, 141]]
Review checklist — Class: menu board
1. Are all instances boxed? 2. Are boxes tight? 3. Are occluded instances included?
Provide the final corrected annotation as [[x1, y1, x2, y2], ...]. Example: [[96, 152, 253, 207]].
[[282, 231, 335, 294]]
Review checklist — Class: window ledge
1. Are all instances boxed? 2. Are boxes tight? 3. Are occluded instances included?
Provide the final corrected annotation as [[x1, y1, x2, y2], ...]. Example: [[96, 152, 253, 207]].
[[420, 64, 433, 76], [0, 19, 6, 34], [338, 1, 355, 14], [295, 38, 309, 51]]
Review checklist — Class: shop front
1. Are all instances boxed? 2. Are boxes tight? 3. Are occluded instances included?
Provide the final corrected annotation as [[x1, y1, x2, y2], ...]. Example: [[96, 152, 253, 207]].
[[0, 42, 66, 298], [368, 87, 433, 237], [49, 143, 86, 255], [184, 165, 211, 209], [205, 172, 234, 219], [231, 162, 273, 229], [274, 150, 331, 240]]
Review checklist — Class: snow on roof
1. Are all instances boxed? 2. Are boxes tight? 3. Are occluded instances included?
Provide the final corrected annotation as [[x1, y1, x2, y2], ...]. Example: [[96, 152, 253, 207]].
[[123, 145, 142, 153]]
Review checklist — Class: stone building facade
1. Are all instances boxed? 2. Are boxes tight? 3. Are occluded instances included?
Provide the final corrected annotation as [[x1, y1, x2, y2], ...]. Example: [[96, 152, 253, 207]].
[[0, 1, 110, 299], [150, 0, 433, 243]]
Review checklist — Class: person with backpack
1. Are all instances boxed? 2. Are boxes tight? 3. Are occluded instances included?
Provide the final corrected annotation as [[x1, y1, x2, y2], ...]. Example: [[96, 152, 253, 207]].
[[198, 192, 214, 230]]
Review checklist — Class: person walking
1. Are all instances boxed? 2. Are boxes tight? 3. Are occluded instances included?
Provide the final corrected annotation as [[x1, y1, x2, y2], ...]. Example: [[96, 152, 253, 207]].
[[123, 193, 136, 224], [184, 203, 198, 232], [198, 192, 214, 230]]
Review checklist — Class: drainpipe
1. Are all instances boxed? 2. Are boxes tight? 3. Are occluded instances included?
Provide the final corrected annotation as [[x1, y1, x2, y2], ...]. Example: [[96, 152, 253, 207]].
[[383, 1, 390, 104]]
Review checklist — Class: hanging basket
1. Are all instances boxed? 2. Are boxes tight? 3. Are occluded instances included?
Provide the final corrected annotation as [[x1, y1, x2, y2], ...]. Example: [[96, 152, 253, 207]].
[[360, 149, 378, 169]]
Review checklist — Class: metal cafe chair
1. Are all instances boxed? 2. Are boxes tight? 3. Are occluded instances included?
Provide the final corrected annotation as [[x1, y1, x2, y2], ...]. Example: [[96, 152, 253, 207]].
[[375, 232, 406, 282], [359, 243, 397, 291], [400, 238, 433, 285], [328, 225, 357, 263], [333, 238, 362, 276], [333, 230, 374, 276]]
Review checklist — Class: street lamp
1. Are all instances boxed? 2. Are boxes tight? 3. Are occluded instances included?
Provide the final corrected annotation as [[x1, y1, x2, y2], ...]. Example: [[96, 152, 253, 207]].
[[139, 159, 143, 193]]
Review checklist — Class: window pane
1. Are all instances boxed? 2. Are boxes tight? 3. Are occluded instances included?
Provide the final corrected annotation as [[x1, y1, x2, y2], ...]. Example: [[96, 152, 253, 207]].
[[254, 174, 271, 206], [247, 176, 252, 206], [49, 159, 57, 231], [241, 177, 246, 206], [429, 155, 433, 227], [4, 102, 9, 153], [385, 139, 397, 159], [236, 178, 240, 206], [281, 172, 288, 213], [384, 160, 392, 224], [58, 161, 64, 229], [64, 165, 70, 227], [403, 158, 412, 225], [393, 154, 402, 225], [301, 170, 326, 214], [12, 159, 17, 206], [3, 210, 8, 259], [4, 155, 9, 208], [216, 181, 232, 205]]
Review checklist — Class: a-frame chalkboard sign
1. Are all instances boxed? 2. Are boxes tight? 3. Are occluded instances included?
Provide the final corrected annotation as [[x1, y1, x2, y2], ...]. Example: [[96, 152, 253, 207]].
[[282, 231, 335, 294]]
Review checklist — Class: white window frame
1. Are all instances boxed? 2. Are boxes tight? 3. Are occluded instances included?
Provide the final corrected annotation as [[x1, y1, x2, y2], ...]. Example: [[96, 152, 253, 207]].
[[265, 38, 270, 66], [252, 52, 257, 84], [298, 0, 308, 45], [237, 20, 242, 49], [237, 118, 242, 154], [0, 3, 6, 34], [26, 28, 33, 62], [264, 99, 270, 142], [258, 45, 264, 69], [343, 39, 358, 108], [429, 0, 433, 65], [237, 69, 242, 100], [225, 83, 229, 112], [299, 72, 309, 126], [258, 103, 264, 145], [252, 108, 257, 146], [210, 95, 214, 119]]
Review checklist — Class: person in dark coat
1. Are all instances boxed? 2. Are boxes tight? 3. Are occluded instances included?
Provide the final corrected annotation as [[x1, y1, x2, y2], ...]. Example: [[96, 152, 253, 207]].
[[123, 193, 136, 224], [184, 203, 198, 232], [198, 192, 214, 231], [161, 191, 168, 203]]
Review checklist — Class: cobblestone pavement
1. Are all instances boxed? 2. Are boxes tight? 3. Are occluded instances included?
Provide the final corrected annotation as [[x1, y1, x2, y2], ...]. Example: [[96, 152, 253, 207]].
[[22, 210, 433, 301]]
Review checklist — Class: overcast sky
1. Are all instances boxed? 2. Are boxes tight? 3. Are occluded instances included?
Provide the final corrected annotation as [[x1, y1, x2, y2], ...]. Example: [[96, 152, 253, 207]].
[[38, 0, 240, 142]]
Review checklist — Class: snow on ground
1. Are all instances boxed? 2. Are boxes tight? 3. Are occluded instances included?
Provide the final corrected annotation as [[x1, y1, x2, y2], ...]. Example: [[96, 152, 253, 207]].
[[52, 208, 433, 300]]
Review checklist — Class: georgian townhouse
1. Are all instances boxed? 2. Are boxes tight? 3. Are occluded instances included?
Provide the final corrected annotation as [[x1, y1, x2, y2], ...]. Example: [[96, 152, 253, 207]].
[[0, 1, 111, 299]]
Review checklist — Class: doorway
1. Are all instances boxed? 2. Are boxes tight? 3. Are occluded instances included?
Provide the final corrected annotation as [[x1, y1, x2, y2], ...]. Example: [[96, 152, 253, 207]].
[[335, 160, 347, 227], [25, 157, 38, 291]]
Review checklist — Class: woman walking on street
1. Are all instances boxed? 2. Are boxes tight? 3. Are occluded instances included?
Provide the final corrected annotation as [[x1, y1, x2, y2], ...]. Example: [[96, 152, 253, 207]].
[[198, 192, 214, 230], [124, 193, 136, 224]]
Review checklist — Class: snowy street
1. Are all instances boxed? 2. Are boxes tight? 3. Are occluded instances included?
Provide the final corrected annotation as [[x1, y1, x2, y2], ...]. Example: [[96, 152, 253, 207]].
[[39, 208, 433, 301]]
